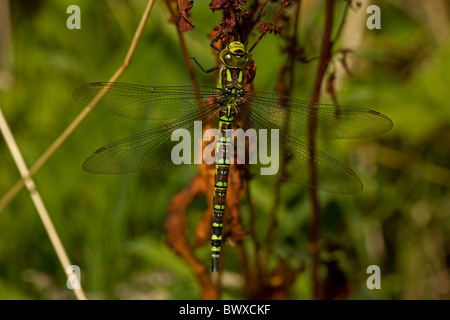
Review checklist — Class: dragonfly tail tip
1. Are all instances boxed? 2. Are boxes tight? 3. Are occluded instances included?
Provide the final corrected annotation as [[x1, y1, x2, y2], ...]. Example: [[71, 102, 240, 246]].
[[211, 258, 220, 272]]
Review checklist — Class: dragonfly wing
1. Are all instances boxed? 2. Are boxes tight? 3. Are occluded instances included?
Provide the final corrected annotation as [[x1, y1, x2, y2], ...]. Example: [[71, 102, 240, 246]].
[[243, 91, 393, 139], [281, 137, 363, 194], [73, 82, 221, 120], [237, 107, 362, 194], [82, 106, 218, 174]]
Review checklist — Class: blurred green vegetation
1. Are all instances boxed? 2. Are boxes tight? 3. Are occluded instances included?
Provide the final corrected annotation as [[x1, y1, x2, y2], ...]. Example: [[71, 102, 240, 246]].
[[0, 0, 449, 299]]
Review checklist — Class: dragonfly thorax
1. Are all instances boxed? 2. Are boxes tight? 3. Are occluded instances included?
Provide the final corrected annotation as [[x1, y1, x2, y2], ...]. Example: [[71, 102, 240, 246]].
[[220, 68, 246, 98]]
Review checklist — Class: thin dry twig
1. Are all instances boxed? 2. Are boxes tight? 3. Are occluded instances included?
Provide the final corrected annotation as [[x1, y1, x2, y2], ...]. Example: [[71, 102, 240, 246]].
[[0, 0, 156, 213], [0, 0, 155, 300], [0, 107, 87, 300]]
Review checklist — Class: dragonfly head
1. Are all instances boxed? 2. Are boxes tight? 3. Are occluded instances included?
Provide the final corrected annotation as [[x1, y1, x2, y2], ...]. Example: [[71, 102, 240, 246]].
[[220, 41, 252, 70]]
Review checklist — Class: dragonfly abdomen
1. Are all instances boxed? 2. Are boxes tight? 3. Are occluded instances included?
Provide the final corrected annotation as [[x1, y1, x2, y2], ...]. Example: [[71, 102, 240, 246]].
[[210, 102, 236, 272]]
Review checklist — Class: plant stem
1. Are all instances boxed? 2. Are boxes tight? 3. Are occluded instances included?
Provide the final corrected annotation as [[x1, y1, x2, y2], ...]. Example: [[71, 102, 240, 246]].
[[0, 0, 156, 213], [309, 0, 335, 300]]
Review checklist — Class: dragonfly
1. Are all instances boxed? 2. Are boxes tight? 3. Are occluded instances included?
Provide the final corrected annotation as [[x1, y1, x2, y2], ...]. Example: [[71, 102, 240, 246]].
[[73, 41, 393, 272]]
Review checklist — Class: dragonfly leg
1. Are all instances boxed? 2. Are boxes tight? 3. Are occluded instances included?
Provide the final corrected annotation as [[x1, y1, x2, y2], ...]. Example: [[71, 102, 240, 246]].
[[190, 57, 222, 73], [209, 33, 223, 52]]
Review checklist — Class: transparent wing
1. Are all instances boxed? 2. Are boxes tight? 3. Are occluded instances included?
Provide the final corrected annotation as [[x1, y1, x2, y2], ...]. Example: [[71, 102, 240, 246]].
[[73, 82, 221, 120], [82, 102, 218, 174], [282, 137, 363, 194], [236, 106, 362, 194], [242, 91, 393, 139]]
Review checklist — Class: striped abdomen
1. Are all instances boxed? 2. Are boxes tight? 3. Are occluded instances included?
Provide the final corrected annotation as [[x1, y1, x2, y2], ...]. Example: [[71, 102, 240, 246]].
[[210, 103, 236, 272]]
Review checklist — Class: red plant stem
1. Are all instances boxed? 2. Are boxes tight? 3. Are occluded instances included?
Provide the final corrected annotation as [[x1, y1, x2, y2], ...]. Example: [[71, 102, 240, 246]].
[[164, 0, 199, 88], [266, 0, 302, 257], [309, 0, 334, 300], [248, 2, 287, 53]]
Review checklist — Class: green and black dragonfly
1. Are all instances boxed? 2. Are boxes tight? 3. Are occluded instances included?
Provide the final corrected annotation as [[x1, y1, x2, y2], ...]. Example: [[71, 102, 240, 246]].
[[73, 41, 393, 271]]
